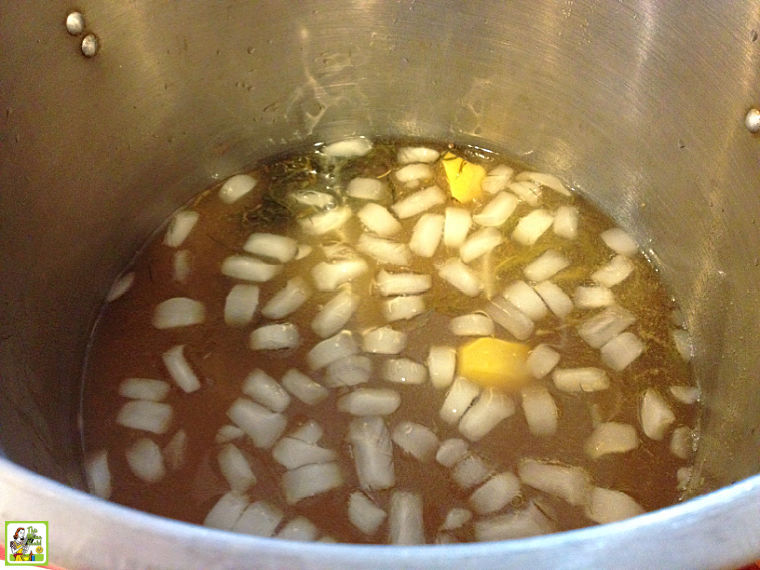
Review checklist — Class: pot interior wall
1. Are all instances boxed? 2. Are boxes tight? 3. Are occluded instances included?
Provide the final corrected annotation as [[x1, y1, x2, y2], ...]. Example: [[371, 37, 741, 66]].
[[2, 0, 760, 518]]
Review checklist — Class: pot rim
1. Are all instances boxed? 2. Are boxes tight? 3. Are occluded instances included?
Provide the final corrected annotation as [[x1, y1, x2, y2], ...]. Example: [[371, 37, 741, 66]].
[[1, 456, 758, 569]]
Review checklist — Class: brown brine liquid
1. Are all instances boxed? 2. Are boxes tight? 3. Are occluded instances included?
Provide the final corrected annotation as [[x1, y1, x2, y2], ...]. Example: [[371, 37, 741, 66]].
[[81, 138, 698, 544]]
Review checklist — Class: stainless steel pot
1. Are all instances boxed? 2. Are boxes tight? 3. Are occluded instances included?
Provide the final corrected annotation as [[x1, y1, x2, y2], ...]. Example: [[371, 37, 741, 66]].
[[2, 1, 760, 567]]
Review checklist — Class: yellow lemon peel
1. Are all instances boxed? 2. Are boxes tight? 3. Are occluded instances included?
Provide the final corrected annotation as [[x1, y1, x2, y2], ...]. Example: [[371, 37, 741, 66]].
[[441, 152, 486, 203], [457, 337, 530, 390]]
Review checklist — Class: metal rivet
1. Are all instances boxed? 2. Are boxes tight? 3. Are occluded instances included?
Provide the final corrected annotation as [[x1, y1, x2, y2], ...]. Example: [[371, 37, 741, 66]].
[[745, 108, 760, 133], [65, 11, 85, 36], [81, 33, 99, 57]]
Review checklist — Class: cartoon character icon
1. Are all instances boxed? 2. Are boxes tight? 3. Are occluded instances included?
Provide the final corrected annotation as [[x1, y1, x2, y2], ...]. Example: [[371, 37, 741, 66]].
[[9, 527, 32, 561]]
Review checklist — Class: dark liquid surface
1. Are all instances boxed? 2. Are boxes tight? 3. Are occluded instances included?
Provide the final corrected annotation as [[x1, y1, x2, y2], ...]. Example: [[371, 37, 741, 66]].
[[81, 139, 697, 543]]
